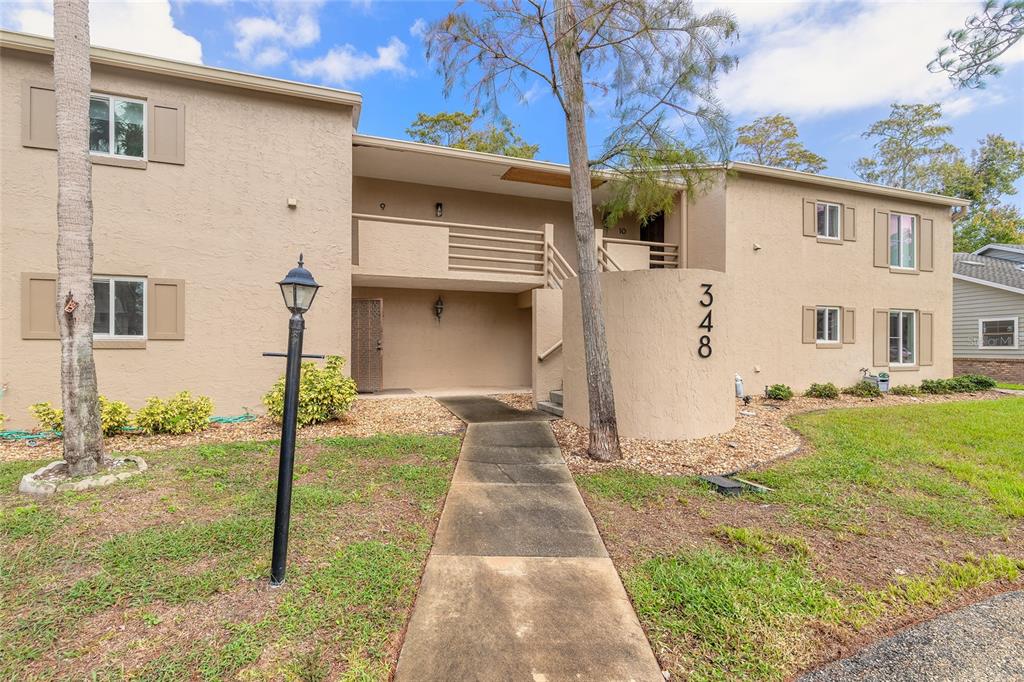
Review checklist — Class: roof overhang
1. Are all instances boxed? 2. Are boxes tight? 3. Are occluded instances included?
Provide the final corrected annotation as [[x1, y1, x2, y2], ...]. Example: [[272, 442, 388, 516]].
[[973, 244, 1024, 258], [353, 134, 608, 202], [953, 273, 1024, 295], [727, 162, 971, 208], [0, 29, 363, 125]]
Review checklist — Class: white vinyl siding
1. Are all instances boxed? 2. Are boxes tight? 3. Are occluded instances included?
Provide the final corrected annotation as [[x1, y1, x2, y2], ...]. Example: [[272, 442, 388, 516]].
[[953, 279, 1024, 359]]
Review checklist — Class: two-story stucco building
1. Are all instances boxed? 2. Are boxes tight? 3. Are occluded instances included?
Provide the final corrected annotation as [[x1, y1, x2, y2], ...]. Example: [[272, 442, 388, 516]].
[[0, 30, 968, 437]]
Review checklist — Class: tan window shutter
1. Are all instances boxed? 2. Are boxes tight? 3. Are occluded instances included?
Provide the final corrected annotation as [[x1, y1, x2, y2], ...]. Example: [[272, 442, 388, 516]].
[[842, 307, 856, 344], [148, 102, 185, 165], [22, 82, 57, 150], [919, 217, 934, 272], [148, 278, 186, 339], [803, 199, 817, 237], [21, 272, 59, 339], [843, 206, 856, 241], [872, 309, 888, 366], [802, 306, 816, 343], [873, 210, 889, 268], [919, 311, 934, 366]]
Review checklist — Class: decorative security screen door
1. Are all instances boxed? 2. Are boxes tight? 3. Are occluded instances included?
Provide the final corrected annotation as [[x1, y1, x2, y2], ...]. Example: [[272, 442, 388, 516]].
[[351, 299, 383, 393]]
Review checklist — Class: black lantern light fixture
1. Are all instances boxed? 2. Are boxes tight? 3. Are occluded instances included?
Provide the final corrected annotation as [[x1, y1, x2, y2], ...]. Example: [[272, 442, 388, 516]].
[[434, 295, 445, 323], [270, 254, 321, 587], [277, 254, 321, 313], [435, 202, 444, 217]]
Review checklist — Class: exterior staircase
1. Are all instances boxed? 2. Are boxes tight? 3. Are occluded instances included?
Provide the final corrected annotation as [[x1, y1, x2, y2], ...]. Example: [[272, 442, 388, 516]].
[[537, 389, 563, 417]]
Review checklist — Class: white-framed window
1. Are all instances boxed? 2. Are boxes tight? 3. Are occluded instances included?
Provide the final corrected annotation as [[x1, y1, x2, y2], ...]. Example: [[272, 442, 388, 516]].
[[889, 309, 916, 365], [89, 93, 146, 159], [888, 213, 916, 269], [816, 202, 841, 239], [816, 306, 841, 343], [93, 277, 146, 339], [979, 317, 1018, 349]]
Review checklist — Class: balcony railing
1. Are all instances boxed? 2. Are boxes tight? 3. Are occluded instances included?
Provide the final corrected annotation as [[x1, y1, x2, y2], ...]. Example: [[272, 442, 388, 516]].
[[352, 214, 577, 288], [601, 236, 680, 270]]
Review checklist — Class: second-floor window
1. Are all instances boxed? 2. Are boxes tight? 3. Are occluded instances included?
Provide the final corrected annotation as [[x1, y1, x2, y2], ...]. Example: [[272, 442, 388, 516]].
[[888, 213, 916, 269], [816, 306, 841, 343], [816, 202, 841, 239], [90, 94, 146, 159], [93, 277, 146, 338]]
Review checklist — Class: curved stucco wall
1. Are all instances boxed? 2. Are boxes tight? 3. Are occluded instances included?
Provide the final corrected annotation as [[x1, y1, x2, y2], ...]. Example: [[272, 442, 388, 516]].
[[562, 269, 735, 440]]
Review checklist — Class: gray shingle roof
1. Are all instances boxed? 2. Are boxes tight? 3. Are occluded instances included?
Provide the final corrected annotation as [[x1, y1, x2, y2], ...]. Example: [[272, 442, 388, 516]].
[[954, 252, 1024, 292]]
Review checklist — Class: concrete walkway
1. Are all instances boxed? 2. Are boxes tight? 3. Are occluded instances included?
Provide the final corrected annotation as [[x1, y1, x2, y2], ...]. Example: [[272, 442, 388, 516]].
[[801, 591, 1024, 682], [395, 396, 662, 682]]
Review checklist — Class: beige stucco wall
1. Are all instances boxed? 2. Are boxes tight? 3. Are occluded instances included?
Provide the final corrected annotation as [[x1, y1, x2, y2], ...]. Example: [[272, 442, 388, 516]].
[[722, 173, 954, 393], [562, 269, 735, 440], [0, 49, 354, 428], [351, 287, 531, 390], [353, 176, 583, 271], [531, 287, 563, 406]]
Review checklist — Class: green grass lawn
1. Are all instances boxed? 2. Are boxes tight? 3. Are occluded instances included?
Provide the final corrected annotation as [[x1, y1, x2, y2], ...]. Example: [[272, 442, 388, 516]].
[[0, 434, 459, 681], [579, 398, 1024, 682], [997, 382, 1024, 390]]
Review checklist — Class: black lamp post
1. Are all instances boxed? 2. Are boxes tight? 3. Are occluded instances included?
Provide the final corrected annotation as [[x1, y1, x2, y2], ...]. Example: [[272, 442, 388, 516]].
[[270, 254, 321, 586]]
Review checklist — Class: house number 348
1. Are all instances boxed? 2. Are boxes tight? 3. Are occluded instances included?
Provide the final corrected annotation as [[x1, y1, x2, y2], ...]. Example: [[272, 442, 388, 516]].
[[698, 283, 713, 358]]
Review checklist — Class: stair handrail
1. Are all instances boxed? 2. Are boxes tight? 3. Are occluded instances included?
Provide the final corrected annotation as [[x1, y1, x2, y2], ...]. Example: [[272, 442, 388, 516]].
[[597, 244, 623, 272], [538, 339, 563, 362]]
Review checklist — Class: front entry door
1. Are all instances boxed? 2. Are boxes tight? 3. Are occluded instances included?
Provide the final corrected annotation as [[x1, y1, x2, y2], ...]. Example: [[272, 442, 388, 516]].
[[352, 299, 383, 393], [640, 212, 665, 268]]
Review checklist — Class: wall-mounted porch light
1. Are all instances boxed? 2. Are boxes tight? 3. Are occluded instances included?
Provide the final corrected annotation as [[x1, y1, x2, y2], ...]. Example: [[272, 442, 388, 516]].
[[434, 296, 445, 323], [435, 202, 444, 217]]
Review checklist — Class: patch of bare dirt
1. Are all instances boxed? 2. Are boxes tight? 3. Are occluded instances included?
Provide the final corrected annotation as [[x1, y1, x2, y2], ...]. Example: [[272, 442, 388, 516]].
[[1, 396, 462, 463], [492, 391, 1007, 476]]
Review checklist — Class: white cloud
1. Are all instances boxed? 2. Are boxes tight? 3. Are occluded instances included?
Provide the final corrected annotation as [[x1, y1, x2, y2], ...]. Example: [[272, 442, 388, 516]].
[[293, 36, 409, 85], [716, 0, 1024, 119], [1, 0, 202, 62], [409, 17, 428, 39], [234, 9, 320, 63]]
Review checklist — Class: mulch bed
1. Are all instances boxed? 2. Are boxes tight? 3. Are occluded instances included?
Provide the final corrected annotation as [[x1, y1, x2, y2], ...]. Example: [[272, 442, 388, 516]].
[[0, 396, 463, 463], [493, 391, 1008, 476]]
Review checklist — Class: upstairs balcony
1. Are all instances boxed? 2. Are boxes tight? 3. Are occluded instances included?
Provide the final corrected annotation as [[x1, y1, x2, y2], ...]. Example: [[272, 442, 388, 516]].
[[351, 213, 679, 292]]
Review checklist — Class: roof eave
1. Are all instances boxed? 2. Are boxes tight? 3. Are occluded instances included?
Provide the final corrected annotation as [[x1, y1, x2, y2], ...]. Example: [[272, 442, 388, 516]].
[[953, 273, 1024, 295], [727, 162, 971, 208], [0, 29, 363, 125]]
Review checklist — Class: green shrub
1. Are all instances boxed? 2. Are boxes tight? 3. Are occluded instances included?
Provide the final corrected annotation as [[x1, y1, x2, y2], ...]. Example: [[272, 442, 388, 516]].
[[920, 378, 950, 394], [99, 396, 132, 435], [263, 355, 358, 427], [921, 375, 996, 395], [888, 384, 920, 396], [135, 391, 213, 435], [955, 374, 997, 391], [30, 396, 134, 436], [765, 384, 794, 401], [843, 380, 883, 398], [804, 382, 839, 399], [29, 402, 64, 432]]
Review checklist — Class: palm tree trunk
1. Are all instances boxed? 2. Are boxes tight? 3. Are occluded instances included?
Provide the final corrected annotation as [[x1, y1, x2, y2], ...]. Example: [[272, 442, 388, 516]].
[[54, 0, 105, 476], [554, 0, 621, 462]]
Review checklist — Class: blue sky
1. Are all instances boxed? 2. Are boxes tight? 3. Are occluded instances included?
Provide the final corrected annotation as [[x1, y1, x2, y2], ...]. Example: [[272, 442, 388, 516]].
[[3, 1, 1023, 204]]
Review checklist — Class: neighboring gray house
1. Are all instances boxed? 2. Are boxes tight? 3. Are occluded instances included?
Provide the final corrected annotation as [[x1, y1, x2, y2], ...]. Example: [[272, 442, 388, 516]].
[[953, 244, 1024, 383]]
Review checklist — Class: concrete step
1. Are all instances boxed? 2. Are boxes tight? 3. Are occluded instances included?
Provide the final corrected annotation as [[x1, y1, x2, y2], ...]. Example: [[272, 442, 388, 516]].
[[537, 400, 564, 418], [549, 389, 564, 406]]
